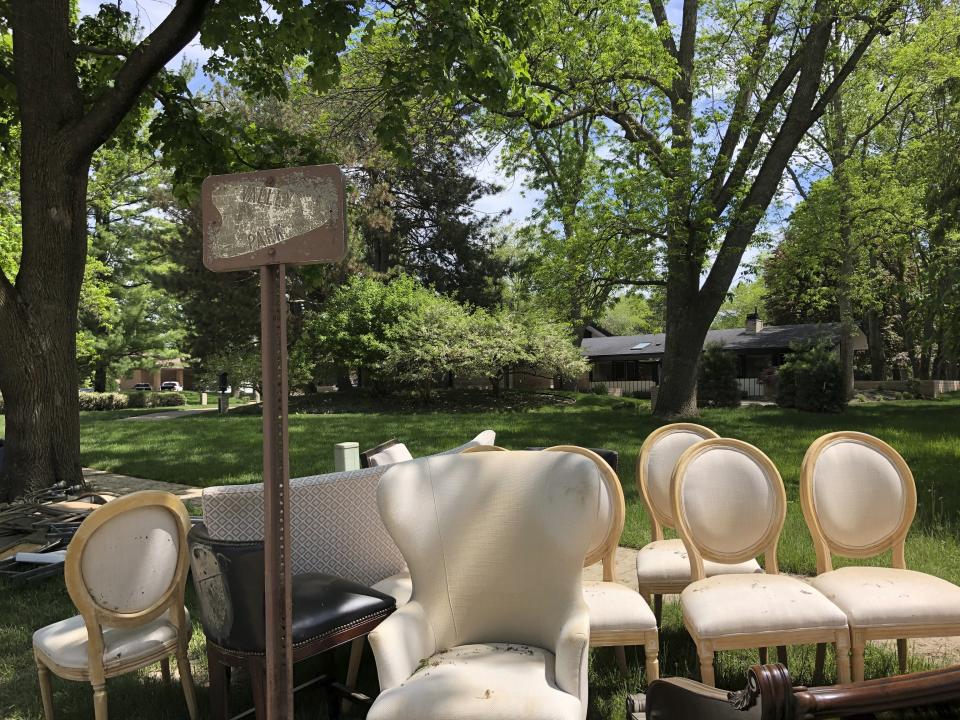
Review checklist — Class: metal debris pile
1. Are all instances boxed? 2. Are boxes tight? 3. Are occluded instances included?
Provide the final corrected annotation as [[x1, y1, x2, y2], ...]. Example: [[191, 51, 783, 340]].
[[0, 483, 117, 584]]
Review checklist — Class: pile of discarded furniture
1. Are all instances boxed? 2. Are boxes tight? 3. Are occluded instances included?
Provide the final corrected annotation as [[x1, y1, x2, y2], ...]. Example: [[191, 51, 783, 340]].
[[22, 426, 960, 720], [0, 482, 116, 584]]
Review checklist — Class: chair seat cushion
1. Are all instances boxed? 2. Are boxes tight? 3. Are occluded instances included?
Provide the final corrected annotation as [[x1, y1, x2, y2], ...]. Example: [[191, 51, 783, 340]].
[[290, 573, 395, 647], [371, 570, 412, 607], [636, 539, 762, 588], [681, 574, 848, 638], [367, 643, 582, 720], [583, 580, 657, 635], [33, 608, 189, 671], [810, 567, 960, 630]]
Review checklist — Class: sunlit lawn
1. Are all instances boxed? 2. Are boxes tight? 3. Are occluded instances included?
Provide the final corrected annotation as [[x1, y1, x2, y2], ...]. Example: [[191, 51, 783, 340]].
[[2, 391, 959, 718]]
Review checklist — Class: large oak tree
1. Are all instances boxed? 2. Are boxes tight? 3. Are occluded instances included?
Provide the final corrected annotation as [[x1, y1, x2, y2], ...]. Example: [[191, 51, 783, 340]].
[[0, 0, 536, 500], [488, 0, 905, 417]]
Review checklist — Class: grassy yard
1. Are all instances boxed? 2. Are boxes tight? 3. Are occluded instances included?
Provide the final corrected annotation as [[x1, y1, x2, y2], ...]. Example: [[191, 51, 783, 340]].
[[1, 391, 959, 718]]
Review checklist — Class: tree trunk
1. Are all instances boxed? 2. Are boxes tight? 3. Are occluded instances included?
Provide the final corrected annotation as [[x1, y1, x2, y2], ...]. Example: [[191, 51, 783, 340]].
[[866, 308, 885, 380], [93, 364, 108, 393], [0, 1, 88, 500], [653, 256, 707, 418]]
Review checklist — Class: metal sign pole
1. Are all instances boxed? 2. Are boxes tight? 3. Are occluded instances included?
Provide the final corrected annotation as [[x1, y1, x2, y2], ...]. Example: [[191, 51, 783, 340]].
[[260, 262, 293, 718], [201, 164, 347, 720]]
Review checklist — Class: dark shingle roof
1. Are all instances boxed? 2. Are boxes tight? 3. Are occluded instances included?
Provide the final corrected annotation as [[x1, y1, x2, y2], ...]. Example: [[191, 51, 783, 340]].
[[581, 322, 861, 359]]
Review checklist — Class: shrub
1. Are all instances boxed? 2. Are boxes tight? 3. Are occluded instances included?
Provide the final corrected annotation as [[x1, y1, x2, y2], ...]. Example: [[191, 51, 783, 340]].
[[776, 340, 845, 412], [151, 392, 186, 407], [127, 391, 149, 408], [590, 384, 609, 395], [697, 343, 741, 407], [78, 392, 128, 411]]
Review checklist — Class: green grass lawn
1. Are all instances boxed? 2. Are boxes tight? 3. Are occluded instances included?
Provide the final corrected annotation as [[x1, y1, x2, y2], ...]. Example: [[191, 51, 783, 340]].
[[2, 391, 959, 718]]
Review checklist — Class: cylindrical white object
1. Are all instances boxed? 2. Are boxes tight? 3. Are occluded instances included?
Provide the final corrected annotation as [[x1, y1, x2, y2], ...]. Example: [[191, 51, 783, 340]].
[[201, 392, 208, 406], [334, 441, 361, 472], [15, 551, 67, 565]]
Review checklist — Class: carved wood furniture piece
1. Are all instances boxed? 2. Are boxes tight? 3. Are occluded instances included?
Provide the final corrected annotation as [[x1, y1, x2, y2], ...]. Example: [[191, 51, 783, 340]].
[[32, 490, 198, 720], [627, 662, 960, 720], [800, 430, 960, 682], [636, 424, 762, 625], [671, 438, 851, 686], [367, 451, 605, 720]]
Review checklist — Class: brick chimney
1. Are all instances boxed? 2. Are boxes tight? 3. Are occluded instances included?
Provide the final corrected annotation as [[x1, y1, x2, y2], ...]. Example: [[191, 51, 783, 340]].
[[745, 311, 763, 334]]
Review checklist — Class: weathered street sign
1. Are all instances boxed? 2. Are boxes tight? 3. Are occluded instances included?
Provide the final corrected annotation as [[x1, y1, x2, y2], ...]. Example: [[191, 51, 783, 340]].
[[201, 165, 347, 272], [201, 164, 347, 720]]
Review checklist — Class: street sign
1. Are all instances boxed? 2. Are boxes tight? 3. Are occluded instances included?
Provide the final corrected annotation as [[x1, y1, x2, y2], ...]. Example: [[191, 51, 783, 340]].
[[201, 164, 347, 720], [201, 165, 347, 272]]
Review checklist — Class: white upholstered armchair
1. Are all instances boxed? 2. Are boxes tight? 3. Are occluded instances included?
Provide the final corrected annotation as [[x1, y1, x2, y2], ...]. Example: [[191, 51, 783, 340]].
[[367, 451, 603, 720]]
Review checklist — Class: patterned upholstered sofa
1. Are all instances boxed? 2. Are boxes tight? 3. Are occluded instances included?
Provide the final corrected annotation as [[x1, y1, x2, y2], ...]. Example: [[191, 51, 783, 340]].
[[200, 430, 496, 591]]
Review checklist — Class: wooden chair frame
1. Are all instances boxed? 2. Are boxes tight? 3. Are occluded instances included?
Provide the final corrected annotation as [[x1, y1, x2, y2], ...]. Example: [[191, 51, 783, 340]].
[[635, 423, 721, 621], [672, 439, 850, 687], [34, 490, 197, 720], [463, 444, 658, 678], [799, 431, 955, 682]]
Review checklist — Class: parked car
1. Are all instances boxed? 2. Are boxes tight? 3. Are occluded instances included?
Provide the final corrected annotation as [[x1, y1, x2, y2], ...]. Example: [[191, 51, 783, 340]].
[[132, 383, 152, 392], [160, 381, 183, 392]]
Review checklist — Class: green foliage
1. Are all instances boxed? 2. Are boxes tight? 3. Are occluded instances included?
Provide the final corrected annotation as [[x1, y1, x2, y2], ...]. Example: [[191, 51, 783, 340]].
[[776, 341, 846, 413], [127, 392, 149, 409], [697, 343, 740, 408], [296, 275, 584, 395], [590, 384, 609, 396], [77, 393, 128, 412], [151, 392, 186, 408], [714, 278, 767, 330], [600, 295, 663, 335]]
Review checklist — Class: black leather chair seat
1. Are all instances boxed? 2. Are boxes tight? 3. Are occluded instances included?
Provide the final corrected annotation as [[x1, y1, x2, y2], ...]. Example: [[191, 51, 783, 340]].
[[290, 573, 394, 648], [189, 524, 395, 655]]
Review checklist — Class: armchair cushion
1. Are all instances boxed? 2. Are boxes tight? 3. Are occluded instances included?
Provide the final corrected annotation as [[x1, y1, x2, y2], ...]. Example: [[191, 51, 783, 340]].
[[682, 574, 847, 638], [582, 581, 657, 634], [810, 567, 960, 628], [636, 538, 761, 586], [367, 644, 583, 720], [34, 609, 188, 671]]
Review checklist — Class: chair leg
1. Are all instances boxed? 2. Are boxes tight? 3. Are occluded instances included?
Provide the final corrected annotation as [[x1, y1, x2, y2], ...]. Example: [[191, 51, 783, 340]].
[[776, 645, 788, 667], [92, 683, 108, 720], [207, 647, 230, 720], [645, 640, 660, 682], [843, 635, 859, 684], [176, 647, 199, 720], [36, 657, 54, 720], [813, 642, 826, 685], [758, 647, 767, 664], [897, 638, 908, 675], [342, 636, 366, 714], [160, 658, 171, 685], [654, 595, 663, 627], [698, 647, 716, 686], [248, 657, 267, 720]]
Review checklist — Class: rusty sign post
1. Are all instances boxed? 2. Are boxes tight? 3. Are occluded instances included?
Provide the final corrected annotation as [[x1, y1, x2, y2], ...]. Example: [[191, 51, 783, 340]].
[[202, 165, 347, 719]]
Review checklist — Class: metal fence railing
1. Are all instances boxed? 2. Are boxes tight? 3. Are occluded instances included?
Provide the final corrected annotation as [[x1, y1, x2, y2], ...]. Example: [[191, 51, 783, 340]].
[[590, 378, 769, 400]]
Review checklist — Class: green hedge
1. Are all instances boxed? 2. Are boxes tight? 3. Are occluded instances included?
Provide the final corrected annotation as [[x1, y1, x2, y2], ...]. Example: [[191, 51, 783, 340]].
[[776, 340, 845, 413], [697, 343, 741, 408], [77, 391, 186, 411], [78, 392, 128, 411]]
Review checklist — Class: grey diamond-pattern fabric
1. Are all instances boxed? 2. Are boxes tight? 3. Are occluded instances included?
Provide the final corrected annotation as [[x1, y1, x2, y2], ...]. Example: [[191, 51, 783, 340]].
[[202, 466, 405, 586]]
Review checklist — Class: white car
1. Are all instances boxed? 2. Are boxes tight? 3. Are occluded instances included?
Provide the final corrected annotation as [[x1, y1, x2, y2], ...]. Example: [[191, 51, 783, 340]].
[[160, 381, 183, 392]]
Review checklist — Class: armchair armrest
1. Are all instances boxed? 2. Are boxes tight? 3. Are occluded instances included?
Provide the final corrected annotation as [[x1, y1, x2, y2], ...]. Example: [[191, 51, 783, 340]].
[[553, 605, 591, 705], [367, 599, 436, 690]]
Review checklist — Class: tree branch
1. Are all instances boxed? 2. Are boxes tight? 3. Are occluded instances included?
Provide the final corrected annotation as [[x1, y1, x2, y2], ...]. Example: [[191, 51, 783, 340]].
[[71, 0, 213, 160], [786, 165, 808, 201], [648, 0, 679, 58], [76, 44, 130, 58]]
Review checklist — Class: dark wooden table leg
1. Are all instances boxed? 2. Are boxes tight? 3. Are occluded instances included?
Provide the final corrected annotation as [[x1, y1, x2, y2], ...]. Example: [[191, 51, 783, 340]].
[[207, 646, 231, 720], [249, 657, 268, 720]]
